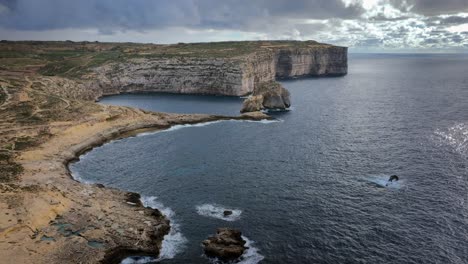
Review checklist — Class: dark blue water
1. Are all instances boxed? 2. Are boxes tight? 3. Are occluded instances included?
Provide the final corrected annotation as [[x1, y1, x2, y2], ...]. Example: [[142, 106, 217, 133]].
[[71, 54, 468, 264]]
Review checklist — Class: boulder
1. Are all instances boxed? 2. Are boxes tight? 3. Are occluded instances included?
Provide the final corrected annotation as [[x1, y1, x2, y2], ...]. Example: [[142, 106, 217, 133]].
[[240, 81, 291, 113], [202, 228, 247, 261]]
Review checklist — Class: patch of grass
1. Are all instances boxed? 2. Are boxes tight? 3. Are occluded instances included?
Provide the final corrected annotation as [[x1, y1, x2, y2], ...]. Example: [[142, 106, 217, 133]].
[[14, 102, 34, 119], [39, 58, 87, 76], [0, 150, 23, 182], [1, 40, 334, 77], [0, 87, 6, 105], [14, 136, 39, 151], [0, 163, 23, 182]]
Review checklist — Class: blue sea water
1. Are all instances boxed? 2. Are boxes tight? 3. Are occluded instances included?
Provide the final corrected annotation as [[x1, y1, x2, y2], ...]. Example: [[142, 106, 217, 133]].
[[70, 54, 468, 264]]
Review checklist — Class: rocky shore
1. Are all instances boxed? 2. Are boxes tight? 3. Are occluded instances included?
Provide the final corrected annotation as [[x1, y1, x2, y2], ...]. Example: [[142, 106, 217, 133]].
[[0, 40, 346, 263]]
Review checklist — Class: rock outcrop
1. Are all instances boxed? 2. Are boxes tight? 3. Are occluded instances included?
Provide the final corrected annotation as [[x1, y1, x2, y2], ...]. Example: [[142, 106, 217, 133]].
[[202, 228, 247, 261], [241, 81, 291, 112]]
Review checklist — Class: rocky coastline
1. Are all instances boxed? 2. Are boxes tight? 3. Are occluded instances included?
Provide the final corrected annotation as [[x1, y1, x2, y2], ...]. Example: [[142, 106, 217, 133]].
[[0, 40, 347, 263]]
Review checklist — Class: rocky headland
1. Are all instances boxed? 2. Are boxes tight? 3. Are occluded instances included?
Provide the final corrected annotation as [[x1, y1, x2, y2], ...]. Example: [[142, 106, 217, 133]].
[[0, 40, 347, 263]]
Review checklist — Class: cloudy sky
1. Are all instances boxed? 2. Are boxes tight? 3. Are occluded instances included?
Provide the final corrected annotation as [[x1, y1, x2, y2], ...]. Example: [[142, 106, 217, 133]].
[[0, 0, 467, 52]]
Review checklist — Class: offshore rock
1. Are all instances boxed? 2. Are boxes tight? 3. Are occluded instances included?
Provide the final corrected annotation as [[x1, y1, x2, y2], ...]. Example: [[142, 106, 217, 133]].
[[202, 228, 247, 261], [241, 81, 291, 112]]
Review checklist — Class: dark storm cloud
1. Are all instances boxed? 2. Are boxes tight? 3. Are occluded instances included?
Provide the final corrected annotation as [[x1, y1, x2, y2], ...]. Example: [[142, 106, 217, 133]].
[[390, 0, 468, 15], [0, 0, 363, 31]]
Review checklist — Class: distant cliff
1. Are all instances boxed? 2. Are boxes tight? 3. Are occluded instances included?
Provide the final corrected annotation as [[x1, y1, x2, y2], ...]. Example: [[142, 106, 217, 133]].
[[0, 40, 347, 101], [84, 42, 347, 99]]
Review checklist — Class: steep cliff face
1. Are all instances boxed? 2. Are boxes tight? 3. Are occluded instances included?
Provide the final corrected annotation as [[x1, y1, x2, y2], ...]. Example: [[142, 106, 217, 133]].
[[88, 44, 347, 99], [275, 46, 347, 78], [92, 57, 246, 97]]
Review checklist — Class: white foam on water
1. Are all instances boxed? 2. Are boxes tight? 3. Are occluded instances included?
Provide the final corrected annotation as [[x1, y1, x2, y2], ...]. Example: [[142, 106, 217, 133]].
[[121, 256, 153, 264], [69, 170, 94, 184], [434, 123, 468, 157], [196, 204, 242, 222], [141, 196, 187, 261], [263, 108, 291, 113], [238, 236, 265, 264], [122, 196, 187, 263], [242, 119, 281, 124], [367, 175, 403, 189], [206, 236, 264, 264], [137, 119, 279, 137]]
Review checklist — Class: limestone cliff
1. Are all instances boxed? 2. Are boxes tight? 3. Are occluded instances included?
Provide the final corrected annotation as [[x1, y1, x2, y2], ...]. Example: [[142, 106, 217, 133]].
[[82, 41, 347, 99], [274, 46, 348, 78]]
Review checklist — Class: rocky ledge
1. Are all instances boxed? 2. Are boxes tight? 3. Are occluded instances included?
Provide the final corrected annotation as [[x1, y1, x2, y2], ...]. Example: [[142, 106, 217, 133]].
[[202, 228, 247, 261]]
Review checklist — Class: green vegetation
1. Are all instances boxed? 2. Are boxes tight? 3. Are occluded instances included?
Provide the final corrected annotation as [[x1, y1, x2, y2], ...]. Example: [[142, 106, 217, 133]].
[[13, 136, 40, 151], [0, 150, 23, 183], [0, 40, 331, 78], [0, 87, 6, 105]]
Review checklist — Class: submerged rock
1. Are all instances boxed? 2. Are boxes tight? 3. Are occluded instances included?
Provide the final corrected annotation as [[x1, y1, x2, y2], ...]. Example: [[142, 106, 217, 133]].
[[202, 228, 247, 261], [241, 81, 291, 113], [389, 175, 399, 182], [223, 210, 233, 216]]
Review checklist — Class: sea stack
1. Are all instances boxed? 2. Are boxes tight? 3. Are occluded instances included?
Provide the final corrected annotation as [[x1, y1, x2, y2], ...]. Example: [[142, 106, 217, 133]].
[[241, 81, 291, 113], [202, 228, 247, 261]]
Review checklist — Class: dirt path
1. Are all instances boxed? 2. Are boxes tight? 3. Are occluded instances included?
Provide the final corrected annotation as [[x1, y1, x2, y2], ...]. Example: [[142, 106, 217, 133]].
[[0, 81, 12, 109]]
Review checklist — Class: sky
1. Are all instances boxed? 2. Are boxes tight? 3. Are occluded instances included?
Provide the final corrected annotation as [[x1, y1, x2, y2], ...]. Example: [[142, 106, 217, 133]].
[[0, 0, 467, 52]]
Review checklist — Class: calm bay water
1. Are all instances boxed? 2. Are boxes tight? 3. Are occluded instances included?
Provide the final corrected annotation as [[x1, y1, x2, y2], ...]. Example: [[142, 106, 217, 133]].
[[70, 54, 468, 264]]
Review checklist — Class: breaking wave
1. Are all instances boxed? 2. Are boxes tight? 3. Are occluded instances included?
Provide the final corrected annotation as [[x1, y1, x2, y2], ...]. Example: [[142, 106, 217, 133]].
[[137, 119, 279, 137], [196, 203, 242, 221], [122, 196, 187, 263], [366, 174, 403, 189]]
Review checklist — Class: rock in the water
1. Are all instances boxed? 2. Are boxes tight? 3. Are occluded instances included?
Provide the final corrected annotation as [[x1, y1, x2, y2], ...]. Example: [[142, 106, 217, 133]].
[[202, 228, 247, 261], [281, 87, 291, 108], [241, 81, 291, 112], [223, 210, 233, 216], [389, 175, 399, 182]]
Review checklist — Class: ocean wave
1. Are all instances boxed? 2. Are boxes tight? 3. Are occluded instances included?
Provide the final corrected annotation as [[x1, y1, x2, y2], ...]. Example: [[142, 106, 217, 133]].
[[141, 196, 187, 260], [122, 196, 187, 263], [207, 236, 264, 264], [121, 256, 153, 264], [122, 196, 187, 264], [434, 123, 468, 157], [238, 236, 265, 264], [69, 170, 94, 184], [196, 203, 242, 221], [137, 119, 279, 137]]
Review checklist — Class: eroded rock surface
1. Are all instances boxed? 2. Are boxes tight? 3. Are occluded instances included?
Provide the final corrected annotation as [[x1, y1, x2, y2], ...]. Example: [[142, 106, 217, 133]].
[[202, 228, 247, 261], [241, 81, 291, 112]]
